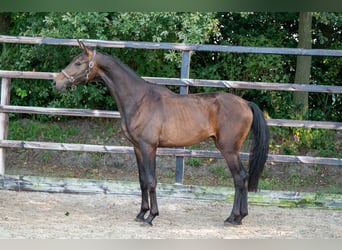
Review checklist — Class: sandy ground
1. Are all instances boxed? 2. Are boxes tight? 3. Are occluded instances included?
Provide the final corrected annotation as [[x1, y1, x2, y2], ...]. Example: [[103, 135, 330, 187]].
[[0, 190, 341, 239]]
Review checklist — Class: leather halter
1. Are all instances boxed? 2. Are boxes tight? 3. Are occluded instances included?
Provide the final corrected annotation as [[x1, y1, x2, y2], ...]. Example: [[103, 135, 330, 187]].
[[62, 50, 97, 86]]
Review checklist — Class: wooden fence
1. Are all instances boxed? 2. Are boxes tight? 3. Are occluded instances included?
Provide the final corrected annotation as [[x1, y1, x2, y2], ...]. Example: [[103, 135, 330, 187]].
[[0, 35, 342, 184]]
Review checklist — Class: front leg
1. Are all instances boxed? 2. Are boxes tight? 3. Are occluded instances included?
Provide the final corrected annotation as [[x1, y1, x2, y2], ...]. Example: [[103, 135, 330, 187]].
[[134, 147, 149, 222], [140, 143, 159, 226]]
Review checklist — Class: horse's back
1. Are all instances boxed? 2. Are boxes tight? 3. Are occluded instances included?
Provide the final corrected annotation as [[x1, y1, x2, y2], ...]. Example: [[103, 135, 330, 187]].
[[158, 91, 252, 127], [188, 92, 252, 120]]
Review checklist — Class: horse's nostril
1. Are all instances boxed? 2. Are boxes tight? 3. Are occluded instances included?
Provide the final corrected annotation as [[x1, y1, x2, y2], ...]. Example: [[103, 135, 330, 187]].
[[52, 81, 56, 87]]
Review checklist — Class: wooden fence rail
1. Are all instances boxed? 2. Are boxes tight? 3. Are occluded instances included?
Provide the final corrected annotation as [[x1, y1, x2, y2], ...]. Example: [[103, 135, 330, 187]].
[[0, 105, 341, 130], [1, 36, 341, 182], [2, 35, 342, 56], [1, 70, 342, 93], [1, 140, 341, 166]]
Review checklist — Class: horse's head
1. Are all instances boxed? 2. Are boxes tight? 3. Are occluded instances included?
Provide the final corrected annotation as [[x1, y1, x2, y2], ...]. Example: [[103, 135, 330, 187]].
[[53, 40, 97, 91]]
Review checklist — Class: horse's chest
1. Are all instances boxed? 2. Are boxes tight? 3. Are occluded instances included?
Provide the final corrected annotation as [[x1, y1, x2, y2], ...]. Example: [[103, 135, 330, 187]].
[[120, 121, 135, 143], [120, 120, 144, 144]]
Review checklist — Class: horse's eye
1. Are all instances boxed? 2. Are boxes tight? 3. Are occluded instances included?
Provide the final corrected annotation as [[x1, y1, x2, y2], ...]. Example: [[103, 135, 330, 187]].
[[75, 61, 81, 66]]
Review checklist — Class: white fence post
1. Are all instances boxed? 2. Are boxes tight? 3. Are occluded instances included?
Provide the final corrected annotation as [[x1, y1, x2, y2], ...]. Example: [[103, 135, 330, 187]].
[[0, 77, 11, 176], [175, 51, 191, 184]]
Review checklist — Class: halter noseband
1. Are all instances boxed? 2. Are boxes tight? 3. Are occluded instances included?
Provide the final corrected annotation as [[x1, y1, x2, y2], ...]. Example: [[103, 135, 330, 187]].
[[62, 50, 97, 86]]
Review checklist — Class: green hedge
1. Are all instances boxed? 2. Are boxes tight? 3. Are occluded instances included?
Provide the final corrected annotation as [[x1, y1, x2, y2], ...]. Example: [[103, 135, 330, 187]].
[[0, 12, 341, 122]]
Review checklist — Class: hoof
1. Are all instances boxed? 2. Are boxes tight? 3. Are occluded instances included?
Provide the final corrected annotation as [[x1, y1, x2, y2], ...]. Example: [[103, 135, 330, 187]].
[[140, 221, 153, 227], [135, 217, 153, 226], [135, 217, 145, 223], [224, 216, 242, 226], [224, 220, 242, 226]]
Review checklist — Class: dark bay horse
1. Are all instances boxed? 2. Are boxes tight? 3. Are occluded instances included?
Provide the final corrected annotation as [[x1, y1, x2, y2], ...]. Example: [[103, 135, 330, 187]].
[[53, 41, 269, 226]]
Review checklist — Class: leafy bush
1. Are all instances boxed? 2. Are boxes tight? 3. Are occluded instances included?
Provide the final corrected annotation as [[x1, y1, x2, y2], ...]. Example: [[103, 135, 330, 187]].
[[1, 12, 220, 117], [2, 12, 341, 122]]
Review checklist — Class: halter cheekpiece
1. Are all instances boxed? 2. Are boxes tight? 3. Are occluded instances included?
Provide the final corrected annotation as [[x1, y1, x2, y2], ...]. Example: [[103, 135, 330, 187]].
[[62, 49, 97, 86]]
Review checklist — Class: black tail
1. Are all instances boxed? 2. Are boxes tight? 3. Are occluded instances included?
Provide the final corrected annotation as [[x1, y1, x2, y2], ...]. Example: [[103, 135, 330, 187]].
[[247, 102, 270, 192]]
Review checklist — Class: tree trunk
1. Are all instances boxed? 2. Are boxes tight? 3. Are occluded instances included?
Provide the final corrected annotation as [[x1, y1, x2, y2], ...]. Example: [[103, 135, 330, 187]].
[[0, 13, 10, 34], [293, 12, 312, 117]]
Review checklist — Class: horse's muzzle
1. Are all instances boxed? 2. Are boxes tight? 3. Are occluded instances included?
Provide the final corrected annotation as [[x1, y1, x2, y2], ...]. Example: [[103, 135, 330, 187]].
[[52, 80, 67, 91]]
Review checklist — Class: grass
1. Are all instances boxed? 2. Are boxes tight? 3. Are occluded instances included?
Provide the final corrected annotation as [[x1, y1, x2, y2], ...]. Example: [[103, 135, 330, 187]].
[[209, 164, 229, 181], [259, 177, 282, 190], [8, 118, 119, 144], [185, 158, 203, 167], [8, 119, 80, 142]]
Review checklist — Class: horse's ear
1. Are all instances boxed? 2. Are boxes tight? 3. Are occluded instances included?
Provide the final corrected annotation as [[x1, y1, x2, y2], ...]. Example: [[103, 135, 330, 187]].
[[77, 39, 90, 56]]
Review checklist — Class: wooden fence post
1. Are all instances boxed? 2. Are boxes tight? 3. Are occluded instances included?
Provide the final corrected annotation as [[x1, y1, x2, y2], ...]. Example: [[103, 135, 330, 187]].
[[0, 77, 11, 176], [175, 51, 191, 184]]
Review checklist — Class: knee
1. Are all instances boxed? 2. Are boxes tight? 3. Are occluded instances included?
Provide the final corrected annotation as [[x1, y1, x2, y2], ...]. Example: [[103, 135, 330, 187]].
[[148, 179, 157, 193], [139, 178, 148, 189], [240, 169, 249, 180], [234, 178, 244, 189], [234, 175, 247, 190]]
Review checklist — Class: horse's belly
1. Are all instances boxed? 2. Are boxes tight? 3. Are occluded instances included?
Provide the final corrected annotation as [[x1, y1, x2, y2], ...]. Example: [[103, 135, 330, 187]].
[[159, 128, 213, 147]]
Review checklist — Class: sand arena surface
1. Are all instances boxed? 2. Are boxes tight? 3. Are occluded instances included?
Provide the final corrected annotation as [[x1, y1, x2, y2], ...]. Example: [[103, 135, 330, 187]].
[[0, 190, 341, 239]]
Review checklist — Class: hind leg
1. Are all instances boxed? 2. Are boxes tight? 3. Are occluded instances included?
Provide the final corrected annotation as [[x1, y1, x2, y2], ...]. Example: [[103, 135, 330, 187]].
[[222, 152, 249, 225], [237, 157, 249, 221]]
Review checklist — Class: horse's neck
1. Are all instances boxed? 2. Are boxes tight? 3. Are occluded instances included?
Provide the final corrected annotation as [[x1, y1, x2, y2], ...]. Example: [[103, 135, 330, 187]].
[[98, 54, 149, 115]]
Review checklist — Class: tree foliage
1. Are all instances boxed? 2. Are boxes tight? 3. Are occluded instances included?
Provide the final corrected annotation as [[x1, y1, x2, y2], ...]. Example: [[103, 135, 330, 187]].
[[0, 12, 341, 123], [1, 12, 220, 113]]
